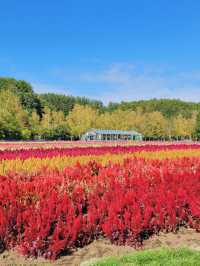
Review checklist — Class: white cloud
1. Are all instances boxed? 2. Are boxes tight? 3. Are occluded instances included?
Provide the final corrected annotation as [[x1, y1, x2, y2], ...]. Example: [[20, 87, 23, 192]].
[[80, 63, 200, 104], [29, 63, 200, 104], [32, 82, 71, 95]]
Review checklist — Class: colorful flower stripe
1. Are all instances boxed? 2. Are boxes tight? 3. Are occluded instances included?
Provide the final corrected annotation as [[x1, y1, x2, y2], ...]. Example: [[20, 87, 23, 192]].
[[0, 140, 196, 151], [1, 143, 200, 160], [1, 149, 200, 176], [0, 140, 139, 151]]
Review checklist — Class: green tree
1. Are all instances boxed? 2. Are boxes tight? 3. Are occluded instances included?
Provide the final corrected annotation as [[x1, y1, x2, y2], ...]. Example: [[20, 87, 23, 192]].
[[29, 111, 41, 139], [108, 98, 200, 119], [195, 112, 200, 140], [39, 93, 76, 116], [0, 77, 43, 117], [40, 93, 103, 116], [0, 90, 29, 139], [39, 107, 69, 139]]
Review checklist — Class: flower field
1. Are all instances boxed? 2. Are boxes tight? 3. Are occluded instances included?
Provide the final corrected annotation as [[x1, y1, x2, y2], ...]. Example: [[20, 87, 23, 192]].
[[0, 140, 142, 151], [1, 142, 200, 260]]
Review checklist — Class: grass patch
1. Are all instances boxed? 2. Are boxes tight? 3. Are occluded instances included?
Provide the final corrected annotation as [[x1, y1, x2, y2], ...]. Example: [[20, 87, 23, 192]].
[[89, 247, 200, 266]]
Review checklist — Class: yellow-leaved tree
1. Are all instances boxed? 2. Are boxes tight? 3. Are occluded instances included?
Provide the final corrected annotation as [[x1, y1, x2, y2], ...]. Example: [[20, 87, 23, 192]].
[[142, 111, 167, 139], [172, 112, 197, 139], [0, 89, 29, 139], [67, 104, 98, 138], [96, 110, 134, 130], [39, 107, 69, 139]]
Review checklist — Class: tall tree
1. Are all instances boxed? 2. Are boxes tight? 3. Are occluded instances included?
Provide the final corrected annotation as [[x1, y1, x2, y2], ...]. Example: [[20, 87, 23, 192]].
[[0, 90, 29, 139], [142, 112, 167, 139], [0, 77, 43, 117], [29, 111, 41, 139], [40, 93, 103, 116], [67, 104, 98, 137], [195, 112, 200, 140], [39, 107, 69, 139]]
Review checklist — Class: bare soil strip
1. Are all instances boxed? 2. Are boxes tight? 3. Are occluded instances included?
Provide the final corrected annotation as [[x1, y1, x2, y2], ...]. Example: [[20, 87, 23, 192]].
[[0, 228, 200, 266]]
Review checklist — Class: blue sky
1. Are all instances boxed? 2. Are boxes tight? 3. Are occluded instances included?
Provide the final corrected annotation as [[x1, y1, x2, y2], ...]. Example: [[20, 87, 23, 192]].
[[1, 0, 200, 104]]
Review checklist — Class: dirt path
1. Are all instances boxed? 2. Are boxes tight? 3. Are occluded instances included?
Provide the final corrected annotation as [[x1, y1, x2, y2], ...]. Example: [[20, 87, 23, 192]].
[[1, 228, 200, 266]]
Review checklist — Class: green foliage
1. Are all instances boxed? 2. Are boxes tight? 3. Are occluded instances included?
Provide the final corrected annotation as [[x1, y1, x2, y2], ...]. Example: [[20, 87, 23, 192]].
[[194, 112, 200, 140], [0, 90, 30, 139], [107, 99, 200, 119], [67, 104, 98, 137], [40, 93, 103, 116], [142, 111, 167, 138], [39, 93, 75, 116], [39, 107, 70, 140], [0, 76, 200, 140], [90, 247, 200, 266], [0, 77, 43, 117]]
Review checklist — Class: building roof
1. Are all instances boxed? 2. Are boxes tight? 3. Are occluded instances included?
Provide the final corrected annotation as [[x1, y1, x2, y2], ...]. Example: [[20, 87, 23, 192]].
[[86, 129, 142, 136]]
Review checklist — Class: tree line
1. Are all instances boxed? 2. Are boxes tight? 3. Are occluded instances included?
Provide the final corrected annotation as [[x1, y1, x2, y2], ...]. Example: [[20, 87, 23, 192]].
[[1, 77, 200, 140]]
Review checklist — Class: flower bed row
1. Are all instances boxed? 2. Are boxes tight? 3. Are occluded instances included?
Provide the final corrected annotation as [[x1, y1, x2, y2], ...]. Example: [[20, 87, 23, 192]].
[[1, 143, 200, 161], [2, 148, 200, 176], [0, 140, 195, 151], [0, 140, 139, 151], [0, 157, 200, 259]]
